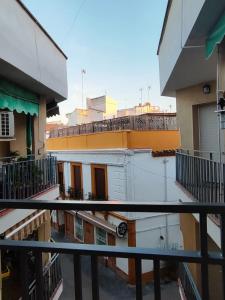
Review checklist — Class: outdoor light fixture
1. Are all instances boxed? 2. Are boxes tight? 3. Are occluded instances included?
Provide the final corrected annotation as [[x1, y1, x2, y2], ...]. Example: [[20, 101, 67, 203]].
[[203, 84, 211, 94]]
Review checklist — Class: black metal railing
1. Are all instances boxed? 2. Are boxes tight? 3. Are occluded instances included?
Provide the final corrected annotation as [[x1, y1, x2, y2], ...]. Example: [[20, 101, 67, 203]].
[[179, 263, 201, 300], [49, 113, 177, 138], [0, 156, 57, 200], [176, 151, 224, 204], [28, 253, 62, 300], [0, 199, 225, 300]]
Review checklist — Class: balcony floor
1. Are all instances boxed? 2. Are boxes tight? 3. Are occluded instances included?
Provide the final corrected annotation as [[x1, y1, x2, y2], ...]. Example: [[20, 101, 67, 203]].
[[52, 230, 180, 300]]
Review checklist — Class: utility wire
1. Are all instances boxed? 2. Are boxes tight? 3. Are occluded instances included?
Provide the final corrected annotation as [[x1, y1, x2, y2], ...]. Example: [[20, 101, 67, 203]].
[[62, 0, 87, 45]]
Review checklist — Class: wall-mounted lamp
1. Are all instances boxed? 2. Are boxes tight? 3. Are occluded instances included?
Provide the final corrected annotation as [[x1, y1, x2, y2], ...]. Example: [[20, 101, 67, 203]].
[[203, 84, 211, 94]]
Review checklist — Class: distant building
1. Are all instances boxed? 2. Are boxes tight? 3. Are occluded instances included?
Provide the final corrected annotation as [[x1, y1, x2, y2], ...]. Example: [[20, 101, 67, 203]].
[[46, 121, 64, 138], [117, 102, 160, 117], [66, 95, 118, 126]]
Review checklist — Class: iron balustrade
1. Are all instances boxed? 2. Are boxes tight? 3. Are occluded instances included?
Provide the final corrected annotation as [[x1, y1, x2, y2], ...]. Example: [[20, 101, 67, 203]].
[[49, 113, 177, 138], [22, 253, 62, 300], [179, 263, 201, 300], [0, 200, 225, 300], [0, 156, 57, 200], [176, 151, 224, 204]]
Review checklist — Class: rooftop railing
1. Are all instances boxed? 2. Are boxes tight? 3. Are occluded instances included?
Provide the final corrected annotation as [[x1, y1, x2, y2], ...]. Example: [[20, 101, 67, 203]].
[[0, 199, 225, 300], [49, 113, 177, 138], [0, 156, 57, 200]]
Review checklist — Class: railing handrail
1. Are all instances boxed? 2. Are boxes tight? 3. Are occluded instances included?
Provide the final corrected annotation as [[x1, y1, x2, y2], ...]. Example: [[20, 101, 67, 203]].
[[1, 199, 222, 300], [0, 155, 54, 166], [176, 150, 222, 162], [1, 199, 225, 213], [0, 239, 222, 265]]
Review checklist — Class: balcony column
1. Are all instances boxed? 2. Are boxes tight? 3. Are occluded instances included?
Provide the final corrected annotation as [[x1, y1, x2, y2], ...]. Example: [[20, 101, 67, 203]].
[[33, 98, 46, 157]]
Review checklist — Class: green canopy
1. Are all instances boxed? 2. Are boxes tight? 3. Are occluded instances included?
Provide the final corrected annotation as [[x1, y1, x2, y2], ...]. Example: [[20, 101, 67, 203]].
[[205, 11, 225, 59], [0, 78, 39, 116]]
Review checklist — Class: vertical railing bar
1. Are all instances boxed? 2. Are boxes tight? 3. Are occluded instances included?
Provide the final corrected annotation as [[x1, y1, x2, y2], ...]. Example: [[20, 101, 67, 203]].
[[153, 259, 161, 300], [200, 212, 209, 300], [74, 254, 83, 300], [135, 258, 142, 300], [35, 250, 44, 300], [91, 256, 99, 300], [20, 250, 30, 300]]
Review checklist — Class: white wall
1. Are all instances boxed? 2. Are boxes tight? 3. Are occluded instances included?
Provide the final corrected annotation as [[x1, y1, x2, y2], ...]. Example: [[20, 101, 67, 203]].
[[158, 0, 205, 94], [0, 0, 67, 99], [136, 213, 181, 273], [51, 149, 190, 205], [51, 149, 192, 275]]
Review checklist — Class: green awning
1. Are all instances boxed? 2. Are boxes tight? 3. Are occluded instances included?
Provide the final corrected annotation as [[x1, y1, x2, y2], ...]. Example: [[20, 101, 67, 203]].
[[0, 78, 39, 116], [205, 11, 225, 59]]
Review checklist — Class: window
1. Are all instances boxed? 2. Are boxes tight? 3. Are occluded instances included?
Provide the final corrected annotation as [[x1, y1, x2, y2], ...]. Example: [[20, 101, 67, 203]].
[[75, 216, 84, 241], [91, 164, 108, 200], [95, 227, 107, 245], [0, 111, 14, 137]]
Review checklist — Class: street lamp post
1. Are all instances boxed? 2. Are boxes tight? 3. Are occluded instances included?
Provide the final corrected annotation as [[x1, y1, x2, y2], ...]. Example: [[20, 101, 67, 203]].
[[81, 69, 86, 108]]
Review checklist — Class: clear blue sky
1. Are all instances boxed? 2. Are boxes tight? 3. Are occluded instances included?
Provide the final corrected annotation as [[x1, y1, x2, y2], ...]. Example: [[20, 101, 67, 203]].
[[22, 0, 175, 119]]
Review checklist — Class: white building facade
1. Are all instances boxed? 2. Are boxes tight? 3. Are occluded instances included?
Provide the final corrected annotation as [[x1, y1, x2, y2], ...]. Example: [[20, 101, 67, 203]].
[[51, 148, 189, 282]]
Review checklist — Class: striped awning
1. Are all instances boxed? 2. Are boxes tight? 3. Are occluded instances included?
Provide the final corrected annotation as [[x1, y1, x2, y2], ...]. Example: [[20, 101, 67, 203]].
[[5, 210, 50, 240]]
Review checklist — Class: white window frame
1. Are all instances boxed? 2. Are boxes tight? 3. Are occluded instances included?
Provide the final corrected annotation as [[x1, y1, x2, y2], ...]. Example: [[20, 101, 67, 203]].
[[74, 215, 84, 242], [95, 227, 108, 245], [0, 111, 14, 138]]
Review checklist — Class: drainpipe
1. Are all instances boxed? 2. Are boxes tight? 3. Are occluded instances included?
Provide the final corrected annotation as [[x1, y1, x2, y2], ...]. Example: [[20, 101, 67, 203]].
[[163, 158, 169, 249], [217, 45, 223, 203]]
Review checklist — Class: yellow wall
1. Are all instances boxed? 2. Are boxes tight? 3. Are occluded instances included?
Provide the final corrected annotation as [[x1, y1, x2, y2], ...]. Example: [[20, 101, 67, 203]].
[[46, 130, 180, 151], [128, 131, 180, 151], [180, 213, 223, 299], [10, 112, 27, 156], [34, 98, 46, 157], [180, 213, 200, 287], [176, 81, 216, 149], [0, 141, 10, 158]]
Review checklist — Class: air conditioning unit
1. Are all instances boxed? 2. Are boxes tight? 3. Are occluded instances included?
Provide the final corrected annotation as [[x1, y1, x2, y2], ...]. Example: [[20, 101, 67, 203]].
[[0, 111, 15, 138]]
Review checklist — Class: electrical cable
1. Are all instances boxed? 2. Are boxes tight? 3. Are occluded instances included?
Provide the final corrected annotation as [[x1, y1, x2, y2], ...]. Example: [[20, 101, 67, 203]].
[[62, 0, 87, 45]]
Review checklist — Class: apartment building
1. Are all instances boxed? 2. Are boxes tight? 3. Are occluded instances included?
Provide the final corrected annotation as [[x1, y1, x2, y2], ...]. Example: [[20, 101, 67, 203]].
[[0, 0, 67, 298], [66, 95, 118, 126], [46, 114, 192, 283], [158, 1, 225, 299]]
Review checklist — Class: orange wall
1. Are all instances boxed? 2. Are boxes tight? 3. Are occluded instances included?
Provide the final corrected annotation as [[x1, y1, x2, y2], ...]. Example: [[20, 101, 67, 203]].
[[127, 130, 180, 151], [46, 130, 180, 151]]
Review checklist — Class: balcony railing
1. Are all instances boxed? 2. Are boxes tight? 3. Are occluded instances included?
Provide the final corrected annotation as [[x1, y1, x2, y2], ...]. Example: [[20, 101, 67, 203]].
[[0, 199, 224, 300], [179, 263, 201, 300], [176, 151, 224, 204], [0, 156, 57, 200], [49, 113, 177, 138], [20, 253, 62, 300]]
